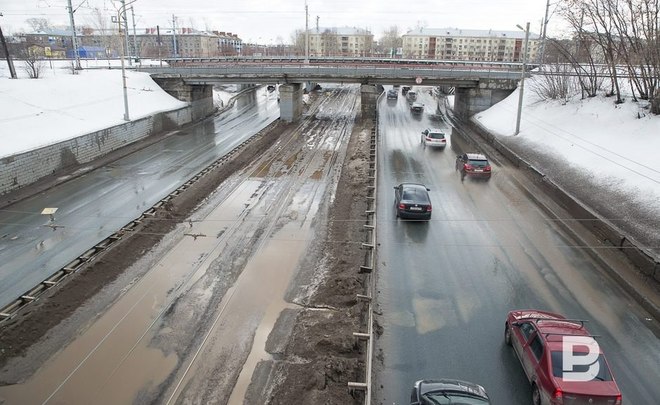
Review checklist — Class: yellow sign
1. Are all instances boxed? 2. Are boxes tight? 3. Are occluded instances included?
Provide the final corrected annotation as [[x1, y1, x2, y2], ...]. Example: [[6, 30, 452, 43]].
[[44, 47, 52, 57]]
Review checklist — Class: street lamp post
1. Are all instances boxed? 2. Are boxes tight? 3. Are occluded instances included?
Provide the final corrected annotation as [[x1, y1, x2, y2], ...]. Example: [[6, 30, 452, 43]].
[[515, 22, 530, 135], [116, 0, 136, 121]]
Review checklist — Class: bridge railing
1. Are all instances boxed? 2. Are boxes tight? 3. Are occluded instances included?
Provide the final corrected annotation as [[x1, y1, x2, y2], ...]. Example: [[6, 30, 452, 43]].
[[138, 61, 526, 85]]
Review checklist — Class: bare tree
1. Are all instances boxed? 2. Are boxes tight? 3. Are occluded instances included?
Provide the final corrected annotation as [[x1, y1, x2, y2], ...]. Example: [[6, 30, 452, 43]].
[[87, 7, 118, 59], [379, 26, 402, 57], [20, 49, 44, 78], [532, 63, 579, 101], [291, 29, 305, 56], [25, 18, 51, 32]]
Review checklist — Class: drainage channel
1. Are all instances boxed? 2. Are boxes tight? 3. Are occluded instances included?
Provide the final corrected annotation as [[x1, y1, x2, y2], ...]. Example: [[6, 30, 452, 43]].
[[0, 136, 257, 326]]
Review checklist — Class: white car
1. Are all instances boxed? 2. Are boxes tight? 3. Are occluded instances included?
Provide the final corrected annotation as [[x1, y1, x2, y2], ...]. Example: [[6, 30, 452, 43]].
[[421, 128, 447, 149]]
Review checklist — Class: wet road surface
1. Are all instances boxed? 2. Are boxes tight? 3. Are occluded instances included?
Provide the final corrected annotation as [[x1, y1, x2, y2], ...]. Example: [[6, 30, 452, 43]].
[[373, 87, 660, 404], [0, 88, 279, 309]]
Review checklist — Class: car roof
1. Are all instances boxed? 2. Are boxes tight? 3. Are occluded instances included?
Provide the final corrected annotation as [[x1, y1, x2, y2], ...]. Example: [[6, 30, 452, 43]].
[[466, 153, 487, 160], [416, 379, 489, 399], [411, 102, 424, 107], [399, 182, 428, 190], [509, 310, 602, 353], [425, 128, 444, 133]]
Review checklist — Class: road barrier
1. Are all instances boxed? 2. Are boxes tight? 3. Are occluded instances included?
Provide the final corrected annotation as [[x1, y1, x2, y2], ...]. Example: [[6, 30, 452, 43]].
[[348, 97, 380, 404]]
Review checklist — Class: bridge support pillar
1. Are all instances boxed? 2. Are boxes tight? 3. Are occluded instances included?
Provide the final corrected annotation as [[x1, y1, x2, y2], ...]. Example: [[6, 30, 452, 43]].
[[152, 78, 215, 120], [361, 84, 382, 118], [279, 83, 303, 122], [453, 79, 515, 120]]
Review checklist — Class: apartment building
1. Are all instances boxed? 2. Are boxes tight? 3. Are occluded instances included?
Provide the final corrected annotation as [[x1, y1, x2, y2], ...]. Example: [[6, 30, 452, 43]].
[[402, 28, 540, 62], [301, 27, 373, 57], [20, 28, 243, 59]]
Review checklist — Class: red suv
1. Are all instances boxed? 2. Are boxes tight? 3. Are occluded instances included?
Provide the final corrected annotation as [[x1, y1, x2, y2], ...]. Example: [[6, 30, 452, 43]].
[[504, 310, 622, 405], [455, 153, 491, 180]]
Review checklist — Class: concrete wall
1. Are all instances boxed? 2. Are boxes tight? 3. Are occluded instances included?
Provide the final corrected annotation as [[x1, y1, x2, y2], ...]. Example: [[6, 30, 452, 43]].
[[454, 79, 516, 120], [0, 106, 192, 196], [280, 83, 303, 122], [361, 84, 383, 117], [154, 78, 215, 120], [454, 87, 514, 120]]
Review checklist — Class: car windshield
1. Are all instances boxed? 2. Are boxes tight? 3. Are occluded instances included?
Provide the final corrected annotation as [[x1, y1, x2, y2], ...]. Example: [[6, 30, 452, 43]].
[[550, 351, 613, 381], [468, 159, 488, 167], [428, 132, 444, 139], [423, 392, 489, 404]]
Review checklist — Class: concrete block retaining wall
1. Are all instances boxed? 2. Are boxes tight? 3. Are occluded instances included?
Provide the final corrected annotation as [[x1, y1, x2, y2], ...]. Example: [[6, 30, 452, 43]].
[[0, 106, 193, 196], [468, 119, 660, 284]]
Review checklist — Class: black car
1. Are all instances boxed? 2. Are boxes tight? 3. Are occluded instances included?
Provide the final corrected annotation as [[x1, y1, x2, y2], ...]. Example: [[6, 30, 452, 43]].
[[411, 379, 491, 405], [394, 183, 432, 220], [455, 153, 492, 180], [387, 89, 398, 99]]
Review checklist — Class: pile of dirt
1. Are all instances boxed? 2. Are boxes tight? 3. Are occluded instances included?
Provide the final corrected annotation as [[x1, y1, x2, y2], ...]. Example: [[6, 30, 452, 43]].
[[263, 116, 373, 404]]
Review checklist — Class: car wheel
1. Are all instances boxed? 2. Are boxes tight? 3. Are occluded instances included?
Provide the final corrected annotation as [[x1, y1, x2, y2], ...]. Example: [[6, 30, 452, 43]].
[[532, 384, 542, 405], [504, 323, 512, 346]]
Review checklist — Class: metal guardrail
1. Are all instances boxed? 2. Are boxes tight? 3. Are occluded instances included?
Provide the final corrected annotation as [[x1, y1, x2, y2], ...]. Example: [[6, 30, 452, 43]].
[[0, 135, 260, 326], [348, 96, 380, 404]]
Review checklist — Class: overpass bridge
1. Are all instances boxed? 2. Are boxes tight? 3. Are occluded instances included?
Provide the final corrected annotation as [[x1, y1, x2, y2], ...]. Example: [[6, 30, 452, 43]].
[[137, 57, 530, 121]]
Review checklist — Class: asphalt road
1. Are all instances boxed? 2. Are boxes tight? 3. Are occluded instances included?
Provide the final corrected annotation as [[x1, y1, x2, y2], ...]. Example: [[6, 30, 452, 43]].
[[373, 87, 660, 404], [0, 88, 280, 309]]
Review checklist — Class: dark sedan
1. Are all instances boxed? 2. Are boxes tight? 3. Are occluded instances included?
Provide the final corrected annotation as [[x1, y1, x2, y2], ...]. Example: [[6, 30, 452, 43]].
[[394, 183, 432, 220], [411, 379, 491, 404]]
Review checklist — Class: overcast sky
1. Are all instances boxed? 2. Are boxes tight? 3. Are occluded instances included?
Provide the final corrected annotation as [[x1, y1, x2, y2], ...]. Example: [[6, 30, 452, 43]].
[[1, 0, 565, 43]]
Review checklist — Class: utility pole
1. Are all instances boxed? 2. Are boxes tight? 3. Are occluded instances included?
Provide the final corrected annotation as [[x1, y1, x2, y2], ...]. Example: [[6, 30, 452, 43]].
[[120, 0, 132, 66], [515, 22, 530, 136], [316, 16, 319, 31], [304, 2, 309, 63], [172, 14, 178, 58], [157, 25, 162, 67], [539, 0, 551, 64], [131, 6, 138, 61], [0, 13, 17, 78], [66, 0, 81, 69]]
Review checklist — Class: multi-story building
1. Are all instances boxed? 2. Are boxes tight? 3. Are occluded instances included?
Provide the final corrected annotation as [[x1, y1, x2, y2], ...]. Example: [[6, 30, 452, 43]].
[[402, 28, 540, 62], [20, 28, 243, 59], [300, 27, 373, 57]]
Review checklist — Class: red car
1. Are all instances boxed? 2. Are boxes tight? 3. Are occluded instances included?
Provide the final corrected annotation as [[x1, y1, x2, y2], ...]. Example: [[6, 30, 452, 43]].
[[455, 153, 492, 180], [504, 310, 622, 405]]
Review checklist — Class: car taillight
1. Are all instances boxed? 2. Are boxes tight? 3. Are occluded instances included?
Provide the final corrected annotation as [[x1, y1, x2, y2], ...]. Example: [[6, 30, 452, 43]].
[[464, 164, 473, 170], [615, 394, 622, 405], [484, 165, 491, 171], [399, 203, 406, 209], [427, 205, 432, 212], [553, 388, 563, 401]]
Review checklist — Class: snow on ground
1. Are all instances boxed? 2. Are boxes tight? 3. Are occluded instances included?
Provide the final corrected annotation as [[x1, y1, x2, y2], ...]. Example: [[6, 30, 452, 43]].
[[0, 59, 235, 158], [473, 79, 660, 216], [1, 60, 659, 224]]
